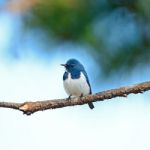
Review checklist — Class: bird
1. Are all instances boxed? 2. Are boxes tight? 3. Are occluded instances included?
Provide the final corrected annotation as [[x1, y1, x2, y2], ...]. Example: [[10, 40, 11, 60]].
[[61, 58, 94, 109]]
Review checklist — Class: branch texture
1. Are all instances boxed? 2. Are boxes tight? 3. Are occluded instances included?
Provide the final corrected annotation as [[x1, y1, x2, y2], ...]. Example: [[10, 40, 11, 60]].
[[0, 81, 150, 115]]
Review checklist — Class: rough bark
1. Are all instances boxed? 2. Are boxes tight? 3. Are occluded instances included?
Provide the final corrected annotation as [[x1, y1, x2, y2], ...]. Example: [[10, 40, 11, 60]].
[[0, 81, 150, 115]]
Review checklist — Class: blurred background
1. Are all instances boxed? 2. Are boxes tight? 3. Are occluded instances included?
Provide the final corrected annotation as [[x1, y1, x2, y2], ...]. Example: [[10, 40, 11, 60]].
[[0, 0, 150, 150]]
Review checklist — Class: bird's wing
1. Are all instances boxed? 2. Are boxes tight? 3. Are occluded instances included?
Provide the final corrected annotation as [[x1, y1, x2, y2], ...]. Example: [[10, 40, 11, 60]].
[[82, 70, 92, 94], [63, 72, 68, 80]]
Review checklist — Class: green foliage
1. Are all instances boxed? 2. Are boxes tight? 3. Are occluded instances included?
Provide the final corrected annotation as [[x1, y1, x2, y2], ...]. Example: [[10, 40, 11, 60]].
[[24, 0, 150, 75], [25, 0, 102, 40]]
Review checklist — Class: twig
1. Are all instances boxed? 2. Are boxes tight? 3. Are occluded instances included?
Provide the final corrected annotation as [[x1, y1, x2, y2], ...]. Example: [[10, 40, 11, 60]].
[[0, 81, 150, 115]]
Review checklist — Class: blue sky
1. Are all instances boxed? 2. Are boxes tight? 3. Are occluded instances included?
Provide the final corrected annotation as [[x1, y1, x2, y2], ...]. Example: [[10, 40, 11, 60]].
[[0, 8, 150, 150]]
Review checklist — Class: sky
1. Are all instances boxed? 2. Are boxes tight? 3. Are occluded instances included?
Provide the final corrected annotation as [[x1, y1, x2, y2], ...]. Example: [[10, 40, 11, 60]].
[[0, 8, 150, 150]]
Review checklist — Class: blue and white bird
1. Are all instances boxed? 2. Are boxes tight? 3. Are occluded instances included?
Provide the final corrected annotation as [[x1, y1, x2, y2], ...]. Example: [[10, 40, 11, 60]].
[[61, 59, 94, 109]]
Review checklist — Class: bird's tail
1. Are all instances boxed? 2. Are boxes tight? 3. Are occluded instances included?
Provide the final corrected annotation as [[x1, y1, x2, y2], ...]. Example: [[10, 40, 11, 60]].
[[88, 102, 94, 109]]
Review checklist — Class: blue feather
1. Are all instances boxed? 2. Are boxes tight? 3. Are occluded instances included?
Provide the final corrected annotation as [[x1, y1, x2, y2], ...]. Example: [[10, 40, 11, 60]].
[[63, 72, 68, 80]]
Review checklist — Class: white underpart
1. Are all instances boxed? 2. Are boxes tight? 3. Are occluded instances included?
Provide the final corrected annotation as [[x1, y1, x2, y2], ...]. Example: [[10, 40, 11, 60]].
[[63, 72, 90, 97]]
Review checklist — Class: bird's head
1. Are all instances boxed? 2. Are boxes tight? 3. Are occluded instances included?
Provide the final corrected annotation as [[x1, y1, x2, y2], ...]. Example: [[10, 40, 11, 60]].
[[61, 59, 84, 72]]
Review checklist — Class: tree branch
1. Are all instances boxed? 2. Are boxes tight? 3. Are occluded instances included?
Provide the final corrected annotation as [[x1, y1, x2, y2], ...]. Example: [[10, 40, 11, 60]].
[[0, 81, 150, 115]]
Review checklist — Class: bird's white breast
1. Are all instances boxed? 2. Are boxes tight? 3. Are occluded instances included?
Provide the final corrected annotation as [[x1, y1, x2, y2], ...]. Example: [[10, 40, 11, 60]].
[[63, 72, 90, 97]]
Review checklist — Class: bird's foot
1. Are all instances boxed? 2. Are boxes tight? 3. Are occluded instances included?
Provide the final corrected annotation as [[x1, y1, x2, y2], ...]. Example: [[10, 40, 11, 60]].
[[67, 95, 72, 101], [80, 93, 83, 98], [80, 93, 84, 103]]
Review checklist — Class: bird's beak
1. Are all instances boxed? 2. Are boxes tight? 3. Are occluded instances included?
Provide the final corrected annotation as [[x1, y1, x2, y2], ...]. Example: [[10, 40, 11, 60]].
[[61, 64, 66, 67]]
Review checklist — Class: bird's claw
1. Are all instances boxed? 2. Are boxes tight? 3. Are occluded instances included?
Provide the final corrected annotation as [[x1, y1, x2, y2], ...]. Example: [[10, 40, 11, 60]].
[[67, 95, 72, 101]]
